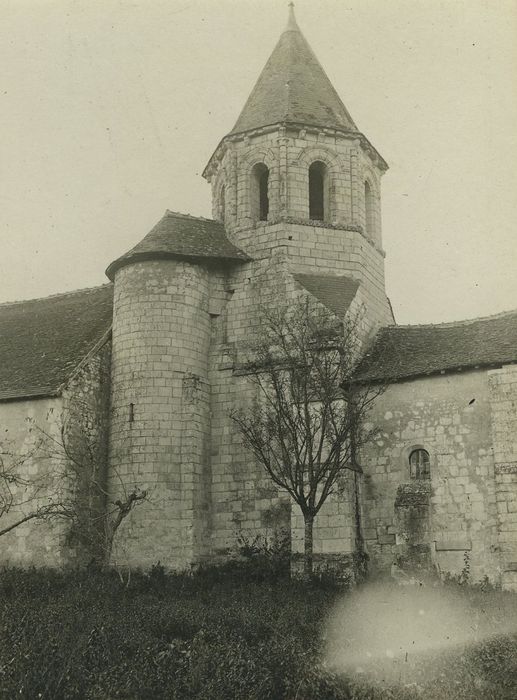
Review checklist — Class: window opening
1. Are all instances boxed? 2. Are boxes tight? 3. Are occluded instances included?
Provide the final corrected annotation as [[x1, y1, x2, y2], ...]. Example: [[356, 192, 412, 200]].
[[364, 180, 374, 237], [309, 161, 327, 221], [220, 185, 226, 223], [409, 448, 430, 480], [251, 163, 269, 221]]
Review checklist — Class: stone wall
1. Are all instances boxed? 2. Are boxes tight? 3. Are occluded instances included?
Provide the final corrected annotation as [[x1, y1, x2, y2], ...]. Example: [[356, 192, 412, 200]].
[[290, 479, 357, 577], [207, 252, 291, 558], [109, 260, 212, 570], [0, 340, 111, 567], [359, 370, 500, 583], [209, 127, 383, 245], [60, 338, 112, 563], [0, 396, 66, 566], [206, 243, 373, 566], [488, 364, 517, 590], [206, 126, 393, 333]]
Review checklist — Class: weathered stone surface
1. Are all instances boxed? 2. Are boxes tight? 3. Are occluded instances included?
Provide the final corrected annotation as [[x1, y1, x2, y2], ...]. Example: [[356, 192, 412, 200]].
[[0, 340, 111, 567], [358, 371, 501, 582], [395, 482, 432, 507], [378, 533, 396, 545], [435, 540, 472, 552]]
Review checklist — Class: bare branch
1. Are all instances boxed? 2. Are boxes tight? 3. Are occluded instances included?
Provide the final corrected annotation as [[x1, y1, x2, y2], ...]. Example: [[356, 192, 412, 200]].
[[0, 387, 148, 568], [231, 295, 388, 576]]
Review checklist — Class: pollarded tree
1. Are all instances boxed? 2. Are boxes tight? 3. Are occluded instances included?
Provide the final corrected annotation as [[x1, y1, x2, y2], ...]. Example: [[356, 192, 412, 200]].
[[231, 297, 385, 577]]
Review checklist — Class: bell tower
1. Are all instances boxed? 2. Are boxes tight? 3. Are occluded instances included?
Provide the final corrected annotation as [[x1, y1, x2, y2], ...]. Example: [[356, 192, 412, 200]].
[[203, 3, 393, 329]]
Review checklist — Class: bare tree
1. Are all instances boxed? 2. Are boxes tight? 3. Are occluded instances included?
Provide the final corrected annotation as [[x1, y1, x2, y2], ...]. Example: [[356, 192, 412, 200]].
[[37, 397, 148, 567], [231, 297, 384, 577], [0, 439, 65, 538], [0, 399, 146, 568]]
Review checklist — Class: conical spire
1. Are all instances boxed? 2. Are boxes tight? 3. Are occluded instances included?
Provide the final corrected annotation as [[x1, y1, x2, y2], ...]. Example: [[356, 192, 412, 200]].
[[230, 3, 358, 135]]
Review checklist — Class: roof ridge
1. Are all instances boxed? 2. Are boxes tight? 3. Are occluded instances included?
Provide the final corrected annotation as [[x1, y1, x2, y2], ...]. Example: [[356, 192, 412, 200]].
[[385, 307, 517, 331], [283, 6, 296, 121], [0, 283, 112, 309], [164, 209, 219, 224]]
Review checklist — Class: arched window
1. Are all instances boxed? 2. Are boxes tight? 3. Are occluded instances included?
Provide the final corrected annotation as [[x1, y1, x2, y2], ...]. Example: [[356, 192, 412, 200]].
[[409, 449, 431, 480], [219, 185, 226, 223], [309, 161, 328, 221], [251, 163, 269, 221], [364, 180, 374, 237]]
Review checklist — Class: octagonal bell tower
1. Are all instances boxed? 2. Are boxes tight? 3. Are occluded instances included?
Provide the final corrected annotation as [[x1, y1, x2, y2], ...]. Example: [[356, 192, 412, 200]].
[[203, 3, 394, 330]]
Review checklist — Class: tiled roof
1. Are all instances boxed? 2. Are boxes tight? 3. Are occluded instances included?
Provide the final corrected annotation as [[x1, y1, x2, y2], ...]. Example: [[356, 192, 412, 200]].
[[356, 309, 517, 382], [230, 7, 358, 136], [0, 285, 113, 401], [106, 211, 250, 280], [294, 273, 359, 317]]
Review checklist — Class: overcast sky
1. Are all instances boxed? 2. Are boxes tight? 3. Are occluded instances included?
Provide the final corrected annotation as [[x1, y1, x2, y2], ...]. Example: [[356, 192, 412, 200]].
[[1, 0, 516, 324]]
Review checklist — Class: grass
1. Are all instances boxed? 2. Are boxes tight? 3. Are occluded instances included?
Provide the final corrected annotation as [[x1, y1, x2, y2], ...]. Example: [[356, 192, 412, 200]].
[[0, 565, 516, 699]]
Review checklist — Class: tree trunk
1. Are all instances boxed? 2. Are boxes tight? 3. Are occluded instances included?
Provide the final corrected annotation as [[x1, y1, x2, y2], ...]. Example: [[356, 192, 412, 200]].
[[353, 471, 368, 581], [353, 471, 363, 552], [303, 514, 314, 578], [102, 519, 115, 569]]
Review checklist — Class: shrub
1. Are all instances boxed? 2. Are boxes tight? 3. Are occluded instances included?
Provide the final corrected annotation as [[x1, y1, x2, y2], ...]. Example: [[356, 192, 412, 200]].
[[0, 565, 516, 699]]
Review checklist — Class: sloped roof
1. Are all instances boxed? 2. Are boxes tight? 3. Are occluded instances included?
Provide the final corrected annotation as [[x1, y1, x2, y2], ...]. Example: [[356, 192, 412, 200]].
[[294, 273, 359, 317], [106, 210, 250, 280], [356, 309, 517, 383], [0, 285, 113, 401], [230, 6, 358, 135]]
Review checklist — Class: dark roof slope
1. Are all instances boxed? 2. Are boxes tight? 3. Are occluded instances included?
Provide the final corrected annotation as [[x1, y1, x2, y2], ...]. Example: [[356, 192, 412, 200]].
[[230, 7, 358, 135], [0, 285, 113, 401], [356, 309, 517, 382], [106, 211, 250, 280], [294, 273, 359, 317]]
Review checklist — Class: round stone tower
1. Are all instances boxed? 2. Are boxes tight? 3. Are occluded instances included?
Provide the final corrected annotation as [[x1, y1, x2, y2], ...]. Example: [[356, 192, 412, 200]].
[[105, 210, 249, 569]]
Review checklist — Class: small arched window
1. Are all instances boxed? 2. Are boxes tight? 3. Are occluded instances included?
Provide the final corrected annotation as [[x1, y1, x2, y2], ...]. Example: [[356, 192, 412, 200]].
[[219, 185, 226, 223], [409, 449, 431, 480], [251, 163, 269, 221], [309, 161, 328, 221], [364, 180, 374, 237]]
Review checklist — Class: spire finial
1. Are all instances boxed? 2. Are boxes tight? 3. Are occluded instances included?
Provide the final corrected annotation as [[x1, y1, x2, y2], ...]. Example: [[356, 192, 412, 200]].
[[285, 2, 298, 31]]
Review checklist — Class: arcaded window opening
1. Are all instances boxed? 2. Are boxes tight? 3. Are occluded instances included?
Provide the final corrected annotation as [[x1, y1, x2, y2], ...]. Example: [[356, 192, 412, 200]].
[[364, 180, 374, 237], [309, 161, 328, 221], [251, 163, 269, 221], [409, 449, 431, 480]]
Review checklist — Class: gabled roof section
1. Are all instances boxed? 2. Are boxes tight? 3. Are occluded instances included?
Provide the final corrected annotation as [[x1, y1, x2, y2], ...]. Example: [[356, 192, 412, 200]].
[[230, 5, 358, 135], [356, 309, 517, 383], [0, 285, 113, 401], [106, 210, 251, 280], [294, 273, 359, 318]]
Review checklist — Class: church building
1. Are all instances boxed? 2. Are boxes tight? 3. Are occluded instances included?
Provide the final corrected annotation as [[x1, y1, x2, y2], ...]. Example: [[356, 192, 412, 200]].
[[2, 6, 517, 589]]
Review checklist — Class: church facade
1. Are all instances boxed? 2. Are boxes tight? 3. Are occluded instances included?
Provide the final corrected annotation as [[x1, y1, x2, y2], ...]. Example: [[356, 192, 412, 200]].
[[2, 7, 517, 589]]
